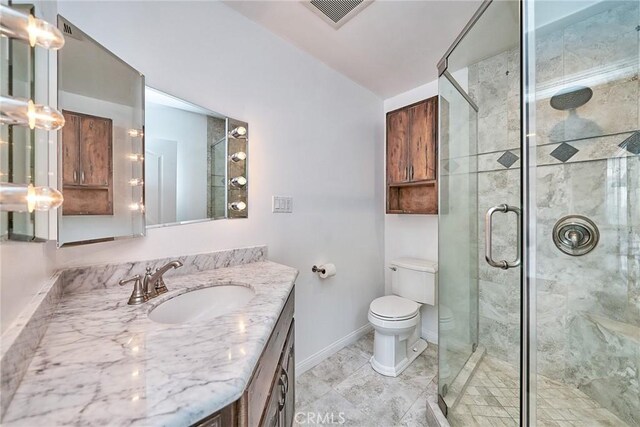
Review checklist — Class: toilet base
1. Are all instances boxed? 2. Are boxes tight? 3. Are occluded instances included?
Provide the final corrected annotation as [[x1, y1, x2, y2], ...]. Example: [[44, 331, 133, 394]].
[[370, 338, 428, 377]]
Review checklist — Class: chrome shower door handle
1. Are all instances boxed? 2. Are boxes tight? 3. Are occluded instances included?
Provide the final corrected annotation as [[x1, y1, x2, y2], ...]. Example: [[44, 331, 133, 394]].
[[485, 204, 521, 270]]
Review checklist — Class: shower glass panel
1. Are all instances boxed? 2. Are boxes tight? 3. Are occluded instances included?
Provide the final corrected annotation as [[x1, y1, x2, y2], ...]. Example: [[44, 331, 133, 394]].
[[526, 1, 640, 425], [437, 72, 478, 407]]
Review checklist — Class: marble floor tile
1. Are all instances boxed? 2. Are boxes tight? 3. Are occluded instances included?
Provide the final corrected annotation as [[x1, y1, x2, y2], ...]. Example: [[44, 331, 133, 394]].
[[334, 364, 424, 424], [294, 389, 377, 427], [398, 392, 430, 427], [296, 370, 332, 408], [399, 345, 438, 391], [350, 331, 374, 360], [296, 334, 438, 426], [305, 345, 370, 388]]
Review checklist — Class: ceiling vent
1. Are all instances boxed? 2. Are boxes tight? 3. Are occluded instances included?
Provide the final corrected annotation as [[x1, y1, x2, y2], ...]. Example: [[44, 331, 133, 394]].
[[303, 0, 373, 29]]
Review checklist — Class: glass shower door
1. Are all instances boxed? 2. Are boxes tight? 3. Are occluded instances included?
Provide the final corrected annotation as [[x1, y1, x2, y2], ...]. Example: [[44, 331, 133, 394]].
[[437, 1, 522, 423]]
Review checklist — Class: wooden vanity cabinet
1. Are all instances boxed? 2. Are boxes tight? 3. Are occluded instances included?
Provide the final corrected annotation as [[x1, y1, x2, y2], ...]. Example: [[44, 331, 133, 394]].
[[386, 96, 438, 214], [61, 110, 114, 216], [192, 288, 295, 427]]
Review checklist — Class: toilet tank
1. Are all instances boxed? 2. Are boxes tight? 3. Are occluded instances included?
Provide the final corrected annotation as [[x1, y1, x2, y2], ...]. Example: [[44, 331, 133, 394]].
[[390, 258, 437, 306]]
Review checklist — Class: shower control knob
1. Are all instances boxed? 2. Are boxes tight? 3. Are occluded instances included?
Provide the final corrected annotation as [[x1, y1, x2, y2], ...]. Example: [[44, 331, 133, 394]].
[[553, 215, 599, 256]]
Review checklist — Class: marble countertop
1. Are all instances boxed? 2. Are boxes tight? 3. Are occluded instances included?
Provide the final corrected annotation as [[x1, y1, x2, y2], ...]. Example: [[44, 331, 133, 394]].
[[2, 261, 298, 427]]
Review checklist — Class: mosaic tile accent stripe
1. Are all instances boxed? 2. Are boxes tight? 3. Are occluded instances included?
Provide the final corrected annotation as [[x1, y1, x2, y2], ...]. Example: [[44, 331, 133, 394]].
[[497, 151, 519, 168], [550, 142, 579, 162], [619, 131, 640, 155]]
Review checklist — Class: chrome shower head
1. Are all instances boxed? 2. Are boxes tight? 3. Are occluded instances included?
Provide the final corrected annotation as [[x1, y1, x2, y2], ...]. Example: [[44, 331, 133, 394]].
[[550, 86, 593, 110]]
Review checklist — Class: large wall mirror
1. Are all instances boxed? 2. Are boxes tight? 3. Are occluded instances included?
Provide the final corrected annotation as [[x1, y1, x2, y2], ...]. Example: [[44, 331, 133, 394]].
[[145, 88, 248, 227], [57, 16, 145, 246], [55, 16, 248, 246]]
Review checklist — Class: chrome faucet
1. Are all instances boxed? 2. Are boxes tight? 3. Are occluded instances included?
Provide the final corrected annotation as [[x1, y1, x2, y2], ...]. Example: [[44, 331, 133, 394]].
[[144, 260, 183, 298], [119, 260, 183, 305]]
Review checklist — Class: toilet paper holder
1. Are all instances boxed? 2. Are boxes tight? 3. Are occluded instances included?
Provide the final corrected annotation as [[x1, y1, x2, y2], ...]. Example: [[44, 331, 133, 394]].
[[311, 265, 326, 274]]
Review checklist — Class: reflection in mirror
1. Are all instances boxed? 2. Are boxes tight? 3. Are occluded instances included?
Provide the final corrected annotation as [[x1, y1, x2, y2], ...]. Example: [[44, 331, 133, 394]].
[[57, 16, 145, 246], [144, 88, 248, 227]]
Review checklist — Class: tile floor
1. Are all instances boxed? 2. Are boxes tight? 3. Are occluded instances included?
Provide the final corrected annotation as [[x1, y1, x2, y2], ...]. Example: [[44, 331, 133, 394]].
[[448, 356, 628, 427], [295, 331, 438, 426]]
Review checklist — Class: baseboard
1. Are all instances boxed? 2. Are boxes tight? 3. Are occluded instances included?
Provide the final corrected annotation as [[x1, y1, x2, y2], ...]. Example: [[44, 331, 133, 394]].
[[423, 328, 438, 344], [296, 323, 373, 376]]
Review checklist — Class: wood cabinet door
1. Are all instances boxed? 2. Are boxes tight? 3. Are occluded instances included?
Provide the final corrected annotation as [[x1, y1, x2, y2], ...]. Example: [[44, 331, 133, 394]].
[[408, 97, 437, 182], [80, 115, 112, 186], [62, 112, 81, 185], [386, 109, 409, 184]]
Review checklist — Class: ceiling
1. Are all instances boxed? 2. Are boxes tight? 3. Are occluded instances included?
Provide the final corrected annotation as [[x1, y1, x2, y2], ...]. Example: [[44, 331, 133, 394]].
[[224, 0, 482, 99]]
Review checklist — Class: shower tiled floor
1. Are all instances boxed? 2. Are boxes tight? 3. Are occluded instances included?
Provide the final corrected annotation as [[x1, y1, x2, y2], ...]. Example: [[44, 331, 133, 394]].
[[295, 331, 438, 426], [448, 356, 628, 427]]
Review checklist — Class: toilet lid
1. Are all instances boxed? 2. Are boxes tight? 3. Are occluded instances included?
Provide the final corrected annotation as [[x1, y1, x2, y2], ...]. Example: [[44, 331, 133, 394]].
[[370, 296, 419, 320]]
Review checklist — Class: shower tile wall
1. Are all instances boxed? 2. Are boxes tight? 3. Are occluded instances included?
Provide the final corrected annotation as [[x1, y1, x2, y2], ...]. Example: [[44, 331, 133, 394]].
[[206, 117, 226, 219], [468, 47, 521, 368], [468, 2, 639, 424]]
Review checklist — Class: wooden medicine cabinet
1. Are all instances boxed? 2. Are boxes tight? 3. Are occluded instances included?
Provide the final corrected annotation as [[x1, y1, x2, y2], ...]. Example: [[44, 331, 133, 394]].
[[386, 96, 438, 214], [61, 110, 113, 215]]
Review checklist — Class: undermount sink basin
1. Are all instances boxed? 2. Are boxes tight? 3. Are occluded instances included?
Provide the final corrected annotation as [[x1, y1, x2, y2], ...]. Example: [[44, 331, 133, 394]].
[[148, 285, 255, 324]]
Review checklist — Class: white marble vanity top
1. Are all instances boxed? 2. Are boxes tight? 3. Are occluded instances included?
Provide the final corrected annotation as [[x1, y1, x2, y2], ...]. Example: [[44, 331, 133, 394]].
[[2, 261, 298, 426]]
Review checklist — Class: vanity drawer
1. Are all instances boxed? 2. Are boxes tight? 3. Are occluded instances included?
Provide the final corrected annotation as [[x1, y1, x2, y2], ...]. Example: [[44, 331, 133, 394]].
[[241, 288, 294, 427]]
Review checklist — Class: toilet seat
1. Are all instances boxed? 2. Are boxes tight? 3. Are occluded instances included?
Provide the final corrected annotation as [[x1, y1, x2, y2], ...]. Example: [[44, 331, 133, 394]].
[[369, 295, 419, 321]]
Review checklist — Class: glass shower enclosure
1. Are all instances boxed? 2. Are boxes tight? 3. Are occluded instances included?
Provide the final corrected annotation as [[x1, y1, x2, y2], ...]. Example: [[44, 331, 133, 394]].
[[437, 0, 639, 425]]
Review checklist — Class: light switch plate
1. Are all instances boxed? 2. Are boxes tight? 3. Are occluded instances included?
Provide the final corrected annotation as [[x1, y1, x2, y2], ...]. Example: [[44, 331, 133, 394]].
[[272, 196, 293, 213]]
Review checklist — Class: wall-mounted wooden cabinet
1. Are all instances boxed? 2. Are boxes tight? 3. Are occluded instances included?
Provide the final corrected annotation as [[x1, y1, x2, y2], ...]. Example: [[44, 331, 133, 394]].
[[386, 96, 438, 214], [61, 110, 113, 216]]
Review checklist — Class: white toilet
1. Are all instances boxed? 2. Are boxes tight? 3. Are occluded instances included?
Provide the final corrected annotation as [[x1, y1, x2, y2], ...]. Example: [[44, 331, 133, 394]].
[[368, 257, 437, 377]]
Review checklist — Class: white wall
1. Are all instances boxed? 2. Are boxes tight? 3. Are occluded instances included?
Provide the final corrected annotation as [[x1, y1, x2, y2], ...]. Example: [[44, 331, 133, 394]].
[[0, 1, 385, 366], [145, 103, 208, 222], [383, 80, 439, 342]]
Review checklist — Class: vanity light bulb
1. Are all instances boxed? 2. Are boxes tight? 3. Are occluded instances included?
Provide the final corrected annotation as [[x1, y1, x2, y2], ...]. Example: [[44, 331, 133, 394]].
[[127, 129, 144, 138], [0, 96, 65, 130], [128, 178, 144, 186], [0, 5, 65, 50], [0, 183, 63, 212], [127, 153, 144, 162], [228, 201, 247, 211], [229, 126, 247, 139], [129, 202, 145, 212], [229, 151, 247, 162], [229, 176, 247, 188]]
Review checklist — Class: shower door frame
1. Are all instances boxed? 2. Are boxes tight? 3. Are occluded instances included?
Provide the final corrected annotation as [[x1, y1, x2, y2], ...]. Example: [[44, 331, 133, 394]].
[[437, 0, 535, 425]]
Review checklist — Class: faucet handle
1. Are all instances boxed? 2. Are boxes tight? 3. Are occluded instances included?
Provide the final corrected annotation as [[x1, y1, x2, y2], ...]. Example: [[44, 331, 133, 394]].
[[155, 275, 169, 295], [119, 275, 148, 305]]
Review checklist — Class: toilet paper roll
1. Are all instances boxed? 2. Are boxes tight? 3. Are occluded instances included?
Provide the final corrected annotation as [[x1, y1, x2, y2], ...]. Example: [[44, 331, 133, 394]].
[[319, 263, 336, 279]]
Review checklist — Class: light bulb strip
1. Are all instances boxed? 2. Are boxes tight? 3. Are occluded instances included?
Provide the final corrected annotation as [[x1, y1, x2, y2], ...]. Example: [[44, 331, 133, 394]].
[[0, 183, 63, 212], [229, 176, 247, 188], [0, 95, 65, 131], [229, 151, 247, 162], [229, 126, 247, 139], [228, 201, 247, 211], [0, 5, 65, 50]]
